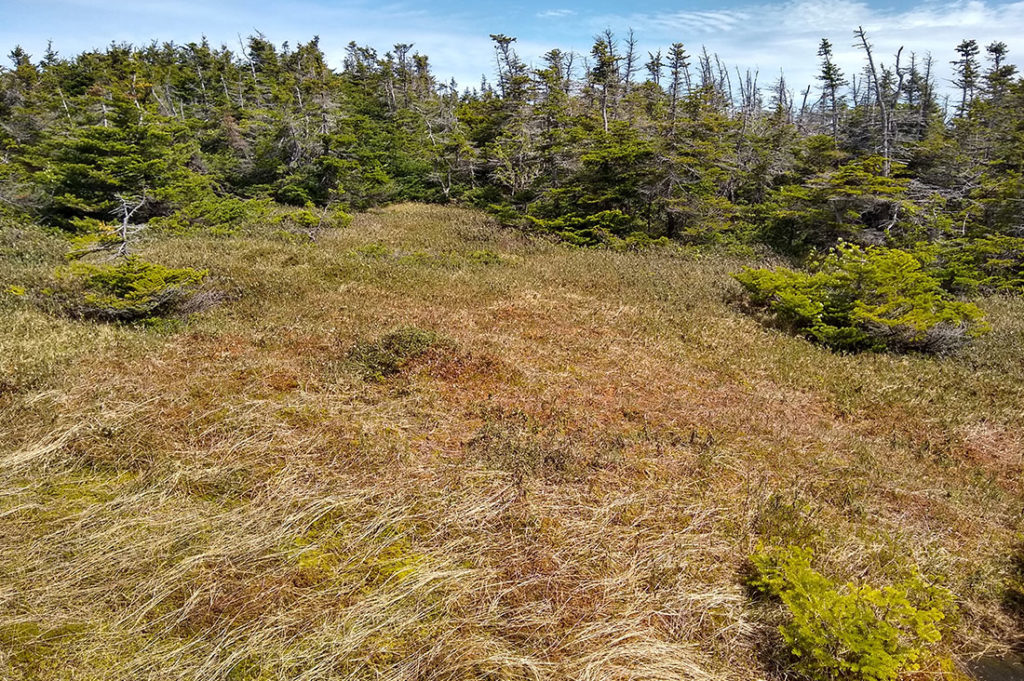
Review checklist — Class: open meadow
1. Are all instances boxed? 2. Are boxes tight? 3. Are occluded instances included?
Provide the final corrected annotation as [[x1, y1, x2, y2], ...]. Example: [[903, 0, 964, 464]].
[[2, 203, 1023, 680]]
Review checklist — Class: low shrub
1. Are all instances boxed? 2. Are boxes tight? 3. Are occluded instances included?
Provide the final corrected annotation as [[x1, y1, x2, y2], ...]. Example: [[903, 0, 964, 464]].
[[466, 249, 503, 265], [749, 545, 952, 681], [918, 236, 1024, 295], [47, 256, 207, 322], [734, 243, 989, 353], [353, 243, 392, 259], [149, 196, 270, 235], [347, 327, 440, 380], [272, 206, 352, 238], [275, 183, 313, 207], [525, 209, 639, 247], [468, 418, 580, 483]]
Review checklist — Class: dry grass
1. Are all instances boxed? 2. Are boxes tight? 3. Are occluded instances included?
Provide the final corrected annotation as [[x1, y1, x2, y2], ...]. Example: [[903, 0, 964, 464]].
[[2, 203, 1023, 680]]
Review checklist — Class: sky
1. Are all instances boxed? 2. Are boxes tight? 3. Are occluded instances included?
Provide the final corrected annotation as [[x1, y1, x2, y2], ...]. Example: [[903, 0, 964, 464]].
[[1, 0, 1022, 101]]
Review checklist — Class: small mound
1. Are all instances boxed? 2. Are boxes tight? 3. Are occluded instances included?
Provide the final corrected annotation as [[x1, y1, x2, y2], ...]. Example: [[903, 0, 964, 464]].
[[347, 327, 443, 380]]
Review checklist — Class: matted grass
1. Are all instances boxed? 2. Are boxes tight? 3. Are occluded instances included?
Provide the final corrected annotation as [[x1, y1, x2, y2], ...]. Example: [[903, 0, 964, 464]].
[[1, 204, 1022, 680]]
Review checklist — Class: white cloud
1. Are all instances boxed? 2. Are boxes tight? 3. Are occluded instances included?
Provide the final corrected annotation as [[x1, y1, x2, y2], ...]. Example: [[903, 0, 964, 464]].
[[2, 0, 1021, 99], [536, 9, 576, 19], [622, 9, 751, 34], [592, 0, 1024, 98]]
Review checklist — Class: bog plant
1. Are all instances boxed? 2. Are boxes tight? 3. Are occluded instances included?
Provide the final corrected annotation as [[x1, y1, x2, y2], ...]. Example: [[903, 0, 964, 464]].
[[347, 327, 441, 380], [749, 545, 952, 681], [48, 256, 207, 322], [734, 243, 989, 353]]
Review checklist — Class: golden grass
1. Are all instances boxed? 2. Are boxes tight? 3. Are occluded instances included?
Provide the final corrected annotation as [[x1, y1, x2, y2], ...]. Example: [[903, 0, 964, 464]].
[[2, 203, 1023, 679]]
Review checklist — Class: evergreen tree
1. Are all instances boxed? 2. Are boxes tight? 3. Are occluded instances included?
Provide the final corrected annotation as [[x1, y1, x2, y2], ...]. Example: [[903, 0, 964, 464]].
[[815, 39, 847, 141], [952, 39, 981, 116]]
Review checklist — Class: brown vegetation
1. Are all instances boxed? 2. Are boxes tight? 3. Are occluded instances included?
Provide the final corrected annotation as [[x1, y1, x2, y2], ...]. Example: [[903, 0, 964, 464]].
[[2, 204, 1023, 680]]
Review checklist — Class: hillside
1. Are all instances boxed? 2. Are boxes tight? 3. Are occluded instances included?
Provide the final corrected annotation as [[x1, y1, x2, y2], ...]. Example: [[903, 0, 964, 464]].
[[2, 203, 1023, 679]]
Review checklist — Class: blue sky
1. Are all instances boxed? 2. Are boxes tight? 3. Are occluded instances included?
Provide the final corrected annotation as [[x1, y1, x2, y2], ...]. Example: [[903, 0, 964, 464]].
[[1, 0, 1022, 100]]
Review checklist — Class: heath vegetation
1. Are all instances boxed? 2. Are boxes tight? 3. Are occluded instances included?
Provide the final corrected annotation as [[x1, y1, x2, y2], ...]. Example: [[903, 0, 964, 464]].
[[1, 22, 1023, 681]]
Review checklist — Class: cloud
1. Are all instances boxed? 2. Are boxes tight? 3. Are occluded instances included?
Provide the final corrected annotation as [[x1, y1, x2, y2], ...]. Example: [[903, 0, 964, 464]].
[[536, 9, 576, 19], [620, 9, 751, 34], [592, 0, 1024, 97], [1, 0, 1021, 98]]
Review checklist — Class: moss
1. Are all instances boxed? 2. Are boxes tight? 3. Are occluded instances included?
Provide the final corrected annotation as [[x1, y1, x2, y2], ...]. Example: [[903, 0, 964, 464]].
[[0, 621, 90, 677], [288, 517, 430, 590], [226, 656, 264, 681]]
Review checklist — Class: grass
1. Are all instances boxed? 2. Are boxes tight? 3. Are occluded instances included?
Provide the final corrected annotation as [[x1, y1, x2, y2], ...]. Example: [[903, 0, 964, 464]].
[[1, 203, 1023, 679]]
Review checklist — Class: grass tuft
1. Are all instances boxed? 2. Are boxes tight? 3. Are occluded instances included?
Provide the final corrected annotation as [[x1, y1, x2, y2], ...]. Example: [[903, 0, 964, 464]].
[[347, 326, 444, 380]]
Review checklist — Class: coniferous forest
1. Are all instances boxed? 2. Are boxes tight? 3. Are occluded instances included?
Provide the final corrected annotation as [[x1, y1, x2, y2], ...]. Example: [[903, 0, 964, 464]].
[[2, 26, 1024, 681], [1, 32, 1022, 349]]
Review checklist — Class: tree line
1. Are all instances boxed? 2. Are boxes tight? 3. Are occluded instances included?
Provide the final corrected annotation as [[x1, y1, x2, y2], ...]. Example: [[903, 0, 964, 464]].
[[0, 30, 1019, 243], [1, 29, 1022, 349]]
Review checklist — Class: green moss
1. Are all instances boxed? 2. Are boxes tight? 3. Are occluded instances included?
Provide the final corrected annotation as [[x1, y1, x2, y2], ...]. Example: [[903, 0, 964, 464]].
[[288, 517, 430, 589], [226, 656, 264, 681], [1, 621, 90, 677]]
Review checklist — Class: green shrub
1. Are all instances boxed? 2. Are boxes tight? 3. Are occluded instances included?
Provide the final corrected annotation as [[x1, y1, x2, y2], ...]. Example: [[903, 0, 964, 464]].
[[347, 327, 440, 380], [291, 209, 321, 230], [757, 156, 913, 254], [918, 236, 1024, 295], [275, 183, 313, 207], [332, 208, 354, 230], [467, 249, 503, 265], [353, 243, 392, 259], [749, 545, 951, 681], [48, 256, 207, 322], [525, 210, 639, 247], [734, 244, 989, 353], [269, 205, 353, 238], [149, 196, 269, 235]]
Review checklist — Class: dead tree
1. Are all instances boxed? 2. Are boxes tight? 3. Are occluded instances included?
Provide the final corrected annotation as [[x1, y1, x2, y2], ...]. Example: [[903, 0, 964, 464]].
[[855, 26, 893, 176], [112, 192, 148, 257]]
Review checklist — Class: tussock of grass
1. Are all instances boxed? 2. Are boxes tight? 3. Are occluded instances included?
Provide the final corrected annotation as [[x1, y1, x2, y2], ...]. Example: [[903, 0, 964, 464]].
[[347, 327, 443, 380], [1, 203, 1023, 679]]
